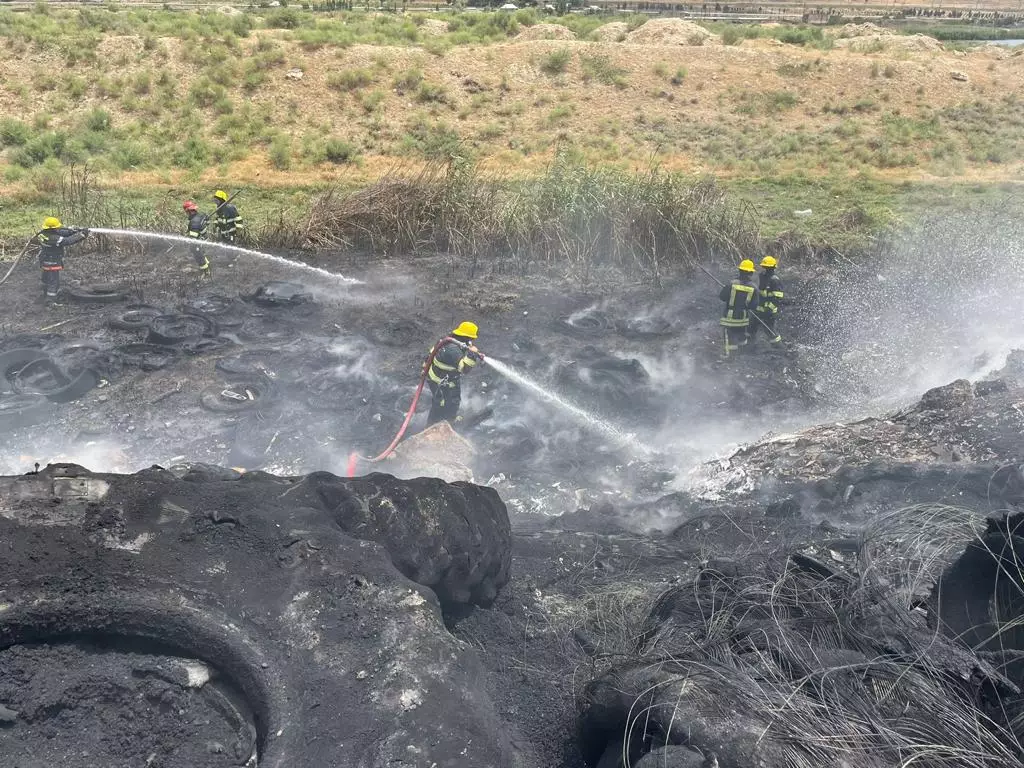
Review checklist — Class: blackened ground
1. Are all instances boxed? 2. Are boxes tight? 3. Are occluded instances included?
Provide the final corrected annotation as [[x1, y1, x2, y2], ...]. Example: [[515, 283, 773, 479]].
[[0, 241, 824, 520], [0, 642, 255, 768]]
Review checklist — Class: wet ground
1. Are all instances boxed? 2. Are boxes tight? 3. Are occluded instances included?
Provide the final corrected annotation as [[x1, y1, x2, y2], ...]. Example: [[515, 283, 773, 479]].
[[0, 237, 827, 521], [2, 234, 1023, 768]]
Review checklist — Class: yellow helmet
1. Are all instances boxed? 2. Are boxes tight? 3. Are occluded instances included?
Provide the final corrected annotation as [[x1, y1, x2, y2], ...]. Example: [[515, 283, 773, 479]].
[[213, 190, 229, 202], [738, 259, 755, 273], [760, 256, 778, 268], [43, 216, 61, 229], [452, 321, 478, 340]]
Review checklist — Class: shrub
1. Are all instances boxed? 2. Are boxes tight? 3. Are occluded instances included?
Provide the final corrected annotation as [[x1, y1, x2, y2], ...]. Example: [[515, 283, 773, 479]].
[[416, 81, 448, 104], [392, 68, 424, 94], [327, 68, 374, 91], [0, 118, 32, 147], [580, 54, 628, 88], [84, 108, 111, 132], [324, 137, 358, 164], [721, 27, 741, 45], [270, 135, 291, 169], [361, 89, 386, 113], [540, 48, 572, 76]]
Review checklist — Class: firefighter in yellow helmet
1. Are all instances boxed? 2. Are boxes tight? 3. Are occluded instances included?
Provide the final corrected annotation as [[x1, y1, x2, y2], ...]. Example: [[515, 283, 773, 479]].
[[719, 259, 759, 356], [423, 321, 483, 426], [750, 255, 784, 345], [211, 190, 243, 244], [35, 216, 90, 299]]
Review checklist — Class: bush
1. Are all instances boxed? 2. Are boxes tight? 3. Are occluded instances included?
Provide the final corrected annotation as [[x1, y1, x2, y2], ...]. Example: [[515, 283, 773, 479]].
[[580, 54, 628, 88], [416, 81, 448, 104], [721, 27, 741, 45], [84, 108, 111, 132], [540, 48, 571, 76], [324, 137, 358, 164], [327, 68, 374, 91], [0, 118, 32, 147], [270, 135, 291, 169], [392, 68, 424, 94]]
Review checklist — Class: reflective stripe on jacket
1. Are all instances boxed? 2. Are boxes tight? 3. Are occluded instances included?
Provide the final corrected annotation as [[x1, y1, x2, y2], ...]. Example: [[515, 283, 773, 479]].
[[425, 340, 476, 387], [719, 278, 758, 327], [758, 271, 784, 314], [187, 212, 209, 239], [214, 203, 243, 237], [36, 227, 86, 268]]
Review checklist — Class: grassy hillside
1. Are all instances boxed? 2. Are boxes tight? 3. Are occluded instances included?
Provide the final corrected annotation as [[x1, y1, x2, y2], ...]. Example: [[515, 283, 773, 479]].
[[0, 5, 1021, 257]]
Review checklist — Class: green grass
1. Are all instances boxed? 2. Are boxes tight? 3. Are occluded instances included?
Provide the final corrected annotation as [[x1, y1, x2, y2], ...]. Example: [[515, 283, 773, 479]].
[[580, 53, 628, 88], [540, 48, 572, 76]]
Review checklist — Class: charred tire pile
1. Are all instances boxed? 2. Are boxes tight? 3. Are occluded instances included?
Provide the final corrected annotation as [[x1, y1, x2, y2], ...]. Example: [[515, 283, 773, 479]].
[[554, 310, 615, 338], [199, 378, 275, 414], [64, 283, 126, 304], [180, 293, 248, 330], [114, 343, 182, 372], [0, 348, 99, 405], [932, 512, 1024, 679], [554, 355, 651, 406], [215, 350, 289, 380], [148, 314, 218, 345], [616, 317, 675, 340], [251, 281, 312, 308], [578, 554, 1023, 768], [0, 465, 515, 768], [0, 333, 62, 352], [11, 359, 99, 404], [108, 305, 165, 331]]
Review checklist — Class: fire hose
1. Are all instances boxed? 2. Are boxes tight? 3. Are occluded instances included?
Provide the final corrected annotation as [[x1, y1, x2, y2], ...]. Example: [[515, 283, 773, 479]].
[[0, 235, 38, 287], [345, 336, 481, 477]]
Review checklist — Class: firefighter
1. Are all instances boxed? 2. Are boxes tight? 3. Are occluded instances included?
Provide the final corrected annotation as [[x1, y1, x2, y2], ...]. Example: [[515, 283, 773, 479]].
[[750, 255, 784, 345], [719, 259, 759, 356], [211, 190, 242, 244], [35, 216, 89, 299], [424, 321, 483, 427], [183, 200, 211, 277]]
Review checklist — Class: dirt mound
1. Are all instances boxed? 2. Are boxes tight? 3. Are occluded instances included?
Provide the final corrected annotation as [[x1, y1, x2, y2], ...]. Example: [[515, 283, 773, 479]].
[[514, 23, 576, 41], [624, 18, 720, 46], [592, 21, 629, 42], [829, 22, 894, 38], [388, 421, 475, 482], [417, 18, 449, 37], [834, 32, 943, 53]]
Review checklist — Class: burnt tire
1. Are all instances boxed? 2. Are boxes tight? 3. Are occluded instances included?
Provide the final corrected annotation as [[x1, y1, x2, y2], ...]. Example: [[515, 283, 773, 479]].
[[177, 337, 236, 356], [10, 358, 98, 404], [0, 393, 48, 428], [51, 342, 123, 380], [216, 350, 286, 379], [64, 283, 126, 304], [0, 334, 62, 353], [180, 293, 242, 317], [108, 305, 166, 331], [114, 343, 182, 372], [237, 324, 300, 347], [616, 317, 675, 340], [252, 281, 312, 308], [554, 311, 614, 338], [0, 349, 51, 394], [147, 314, 218, 345], [199, 379, 275, 414]]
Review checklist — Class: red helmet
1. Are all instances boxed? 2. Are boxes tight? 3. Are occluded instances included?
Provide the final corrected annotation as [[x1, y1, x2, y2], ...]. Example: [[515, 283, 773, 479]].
[[183, 200, 198, 213]]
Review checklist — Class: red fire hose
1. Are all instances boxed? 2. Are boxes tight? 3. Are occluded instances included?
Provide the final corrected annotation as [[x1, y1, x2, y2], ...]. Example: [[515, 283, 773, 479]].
[[345, 336, 455, 477]]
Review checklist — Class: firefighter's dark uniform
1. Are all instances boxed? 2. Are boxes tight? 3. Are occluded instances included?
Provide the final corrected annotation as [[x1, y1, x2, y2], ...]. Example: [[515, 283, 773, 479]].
[[36, 227, 87, 297], [213, 202, 243, 244], [424, 338, 478, 426], [187, 211, 211, 275], [719, 274, 759, 356], [750, 269, 784, 344]]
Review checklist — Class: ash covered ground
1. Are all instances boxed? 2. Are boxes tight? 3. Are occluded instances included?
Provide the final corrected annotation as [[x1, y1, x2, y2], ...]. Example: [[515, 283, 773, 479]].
[[1, 218, 1023, 768]]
